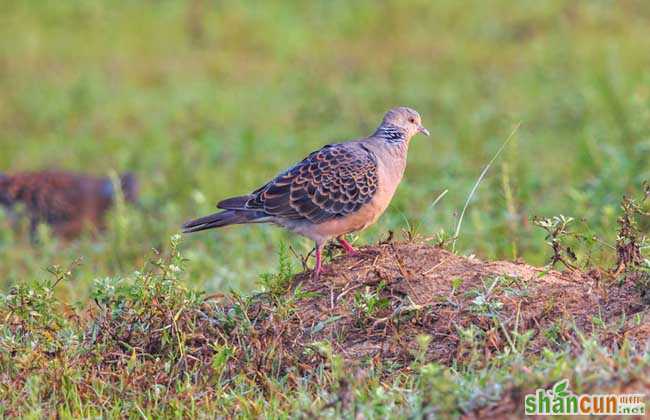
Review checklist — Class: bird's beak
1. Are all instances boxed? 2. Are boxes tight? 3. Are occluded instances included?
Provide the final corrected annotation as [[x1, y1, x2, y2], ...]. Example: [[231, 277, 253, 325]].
[[418, 125, 430, 136]]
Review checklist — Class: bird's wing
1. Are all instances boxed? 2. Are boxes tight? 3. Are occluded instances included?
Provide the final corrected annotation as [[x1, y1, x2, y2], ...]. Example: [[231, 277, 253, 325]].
[[219, 143, 379, 224]]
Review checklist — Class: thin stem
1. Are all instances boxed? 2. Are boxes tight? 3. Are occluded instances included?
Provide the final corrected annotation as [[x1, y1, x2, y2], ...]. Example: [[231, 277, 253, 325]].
[[452, 123, 521, 252]]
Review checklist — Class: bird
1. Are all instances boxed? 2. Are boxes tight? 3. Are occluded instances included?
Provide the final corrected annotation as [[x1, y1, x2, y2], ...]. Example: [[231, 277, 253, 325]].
[[0, 170, 139, 240], [182, 107, 429, 278]]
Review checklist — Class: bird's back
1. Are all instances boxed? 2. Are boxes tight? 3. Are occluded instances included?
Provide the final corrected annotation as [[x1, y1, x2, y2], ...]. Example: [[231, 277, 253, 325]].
[[0, 170, 136, 239], [0, 171, 83, 222]]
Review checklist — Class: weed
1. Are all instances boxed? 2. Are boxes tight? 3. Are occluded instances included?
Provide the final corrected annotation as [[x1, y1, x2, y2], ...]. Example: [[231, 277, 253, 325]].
[[467, 277, 505, 317], [533, 215, 579, 270], [352, 281, 390, 325], [610, 183, 650, 302], [259, 242, 294, 297], [613, 183, 649, 271]]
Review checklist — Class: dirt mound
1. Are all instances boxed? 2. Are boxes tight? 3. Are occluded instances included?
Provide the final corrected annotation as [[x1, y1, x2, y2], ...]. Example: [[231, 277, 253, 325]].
[[209, 241, 647, 368], [3, 240, 646, 417]]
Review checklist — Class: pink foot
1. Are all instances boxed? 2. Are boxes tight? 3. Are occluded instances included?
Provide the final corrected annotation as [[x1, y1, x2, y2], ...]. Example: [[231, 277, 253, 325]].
[[313, 245, 324, 280], [338, 237, 358, 256]]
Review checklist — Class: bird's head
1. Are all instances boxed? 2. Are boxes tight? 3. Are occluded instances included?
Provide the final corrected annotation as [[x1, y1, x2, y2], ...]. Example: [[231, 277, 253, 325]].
[[120, 172, 139, 204], [378, 107, 430, 141], [103, 172, 140, 204], [0, 172, 11, 206]]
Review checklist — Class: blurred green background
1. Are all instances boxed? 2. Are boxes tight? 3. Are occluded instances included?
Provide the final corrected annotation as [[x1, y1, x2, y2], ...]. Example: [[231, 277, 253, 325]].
[[1, 0, 649, 301]]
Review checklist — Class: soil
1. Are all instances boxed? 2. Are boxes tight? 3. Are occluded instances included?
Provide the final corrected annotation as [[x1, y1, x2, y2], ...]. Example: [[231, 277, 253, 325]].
[[194, 241, 650, 417], [79, 240, 649, 417], [251, 242, 649, 366]]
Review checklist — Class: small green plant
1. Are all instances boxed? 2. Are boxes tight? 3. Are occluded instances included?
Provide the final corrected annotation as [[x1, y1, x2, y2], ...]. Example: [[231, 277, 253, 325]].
[[455, 324, 487, 368], [544, 322, 562, 344], [433, 228, 455, 249], [87, 235, 203, 364], [613, 183, 649, 272], [352, 281, 390, 324], [533, 215, 579, 269], [259, 242, 294, 297], [411, 334, 432, 368], [465, 276, 531, 355], [467, 277, 504, 317], [610, 183, 650, 302], [0, 263, 77, 358]]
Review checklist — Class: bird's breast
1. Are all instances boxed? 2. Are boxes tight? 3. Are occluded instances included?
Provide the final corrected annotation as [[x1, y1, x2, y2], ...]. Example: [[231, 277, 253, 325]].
[[367, 153, 407, 220], [334, 148, 407, 233]]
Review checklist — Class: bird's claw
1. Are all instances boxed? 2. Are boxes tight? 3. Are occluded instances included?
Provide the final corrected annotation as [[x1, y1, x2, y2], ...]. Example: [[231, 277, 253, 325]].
[[337, 237, 358, 256]]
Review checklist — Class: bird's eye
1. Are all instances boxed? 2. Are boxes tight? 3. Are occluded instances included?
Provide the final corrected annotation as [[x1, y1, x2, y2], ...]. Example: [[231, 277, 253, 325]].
[[408, 117, 415, 123]]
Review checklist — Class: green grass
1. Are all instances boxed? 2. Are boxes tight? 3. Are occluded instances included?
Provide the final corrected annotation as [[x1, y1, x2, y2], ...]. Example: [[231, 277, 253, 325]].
[[1, 0, 649, 417], [1, 236, 648, 417]]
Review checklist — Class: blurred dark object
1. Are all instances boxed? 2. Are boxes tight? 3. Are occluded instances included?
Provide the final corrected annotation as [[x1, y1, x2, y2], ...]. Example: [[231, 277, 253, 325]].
[[0, 170, 139, 240], [185, 0, 206, 46]]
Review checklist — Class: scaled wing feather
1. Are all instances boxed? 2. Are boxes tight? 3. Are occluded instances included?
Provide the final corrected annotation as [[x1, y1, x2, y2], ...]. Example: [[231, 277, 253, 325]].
[[242, 144, 378, 224]]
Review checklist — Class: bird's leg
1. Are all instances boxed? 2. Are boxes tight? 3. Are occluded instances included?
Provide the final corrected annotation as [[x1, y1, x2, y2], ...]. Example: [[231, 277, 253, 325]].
[[337, 235, 358, 256], [312, 242, 325, 280]]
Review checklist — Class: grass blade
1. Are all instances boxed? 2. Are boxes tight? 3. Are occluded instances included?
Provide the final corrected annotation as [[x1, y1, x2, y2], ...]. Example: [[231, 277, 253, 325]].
[[414, 189, 449, 235], [452, 123, 521, 252]]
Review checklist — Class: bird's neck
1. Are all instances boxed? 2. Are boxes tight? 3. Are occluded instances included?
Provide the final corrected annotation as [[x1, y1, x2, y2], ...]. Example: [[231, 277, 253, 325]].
[[371, 124, 412, 162], [374, 123, 409, 145], [363, 129, 409, 168]]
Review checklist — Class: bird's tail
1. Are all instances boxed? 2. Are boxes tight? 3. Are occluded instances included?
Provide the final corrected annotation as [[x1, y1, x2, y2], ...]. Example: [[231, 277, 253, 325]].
[[182, 210, 268, 233]]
